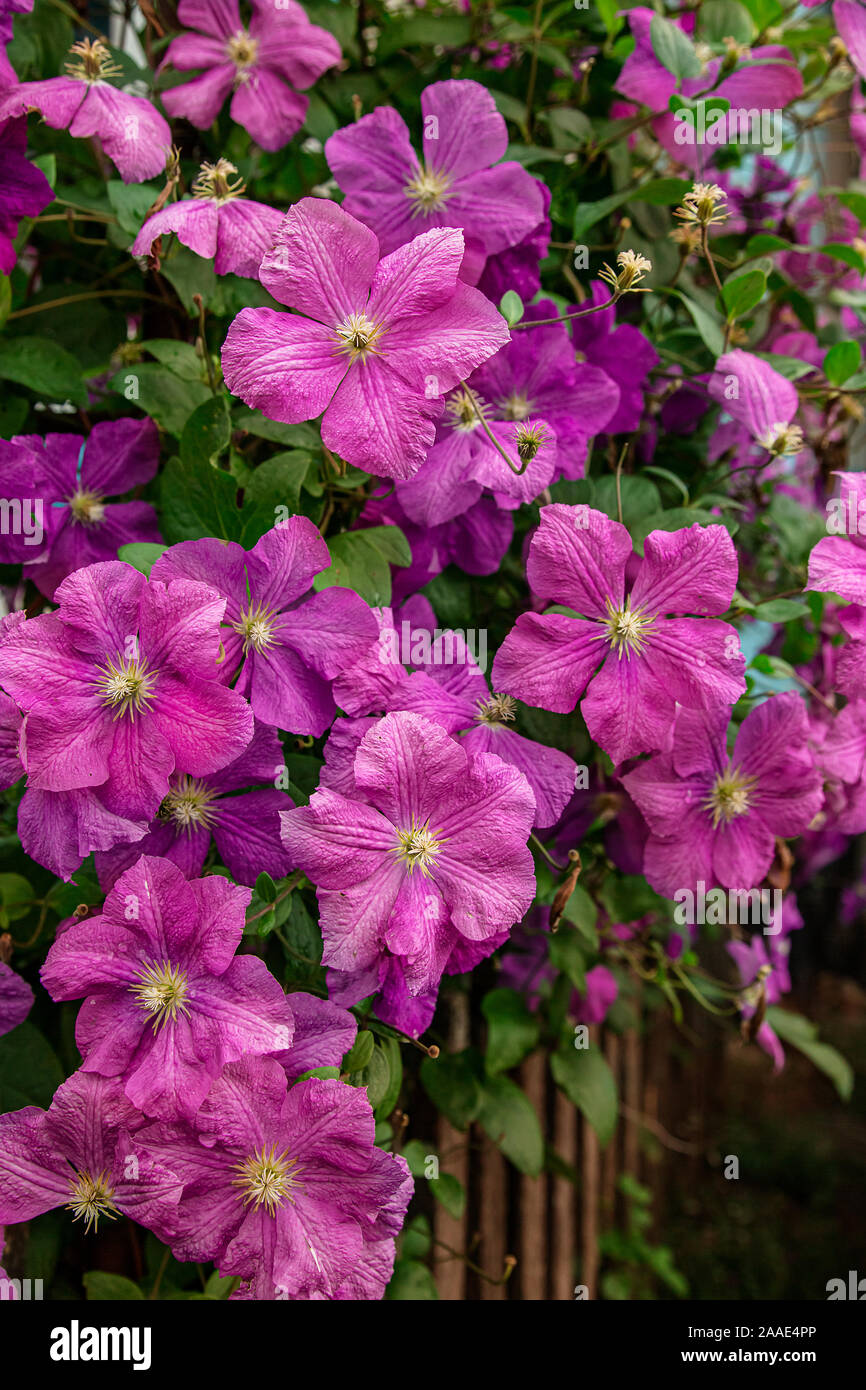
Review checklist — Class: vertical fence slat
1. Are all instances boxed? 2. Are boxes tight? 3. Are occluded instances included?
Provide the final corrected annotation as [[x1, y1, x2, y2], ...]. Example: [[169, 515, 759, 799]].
[[518, 1050, 548, 1299]]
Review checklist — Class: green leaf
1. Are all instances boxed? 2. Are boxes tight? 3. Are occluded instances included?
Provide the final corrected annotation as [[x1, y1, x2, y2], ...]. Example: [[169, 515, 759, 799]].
[[499, 290, 524, 326], [312, 526, 410, 606], [386, 1258, 439, 1300], [697, 0, 755, 44], [560, 883, 599, 948], [548, 926, 587, 992], [551, 1046, 618, 1146], [823, 340, 861, 387], [0, 872, 33, 924], [650, 15, 702, 81], [180, 395, 232, 467], [593, 475, 661, 527], [232, 409, 320, 450], [0, 335, 87, 407], [141, 339, 206, 382], [765, 1008, 854, 1100], [477, 1074, 544, 1175], [631, 177, 691, 206], [107, 179, 158, 239], [752, 598, 810, 622], [0, 1022, 64, 1110], [722, 269, 767, 320], [109, 364, 210, 437], [482, 988, 540, 1075], [254, 871, 277, 903], [573, 188, 632, 241], [342, 1029, 375, 1074], [243, 451, 313, 517], [84, 1271, 145, 1301], [420, 1049, 483, 1129], [745, 233, 790, 256], [157, 453, 240, 544], [117, 542, 167, 577], [671, 290, 726, 356]]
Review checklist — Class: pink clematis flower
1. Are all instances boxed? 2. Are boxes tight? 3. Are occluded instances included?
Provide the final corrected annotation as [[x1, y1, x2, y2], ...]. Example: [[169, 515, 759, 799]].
[[0, 418, 161, 599], [221, 198, 510, 479], [325, 79, 546, 284], [160, 0, 341, 153], [708, 349, 804, 459], [281, 710, 536, 1036], [492, 505, 746, 765], [136, 1058, 412, 1300], [0, 1069, 182, 1236], [151, 519, 377, 736], [41, 856, 294, 1121], [0, 36, 171, 183], [393, 303, 620, 526], [0, 560, 254, 823], [622, 693, 823, 899], [131, 158, 283, 279]]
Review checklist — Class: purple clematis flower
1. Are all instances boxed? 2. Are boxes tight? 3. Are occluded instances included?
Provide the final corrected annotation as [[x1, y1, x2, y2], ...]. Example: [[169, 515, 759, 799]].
[[93, 720, 294, 890], [281, 710, 536, 1034], [0, 560, 254, 823], [708, 349, 803, 459], [808, 470, 866, 605], [492, 505, 746, 765], [0, 115, 53, 272], [136, 1058, 412, 1300], [0, 418, 161, 599], [0, 960, 32, 1036], [151, 519, 377, 737], [570, 281, 658, 435], [622, 693, 823, 899], [132, 158, 284, 279], [325, 79, 546, 284], [333, 622, 578, 829], [0, 36, 171, 183], [41, 856, 294, 1121], [221, 198, 510, 480], [574, 964, 619, 1025], [394, 304, 619, 525], [0, 1069, 182, 1236], [160, 0, 341, 153], [0, 0, 32, 85]]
